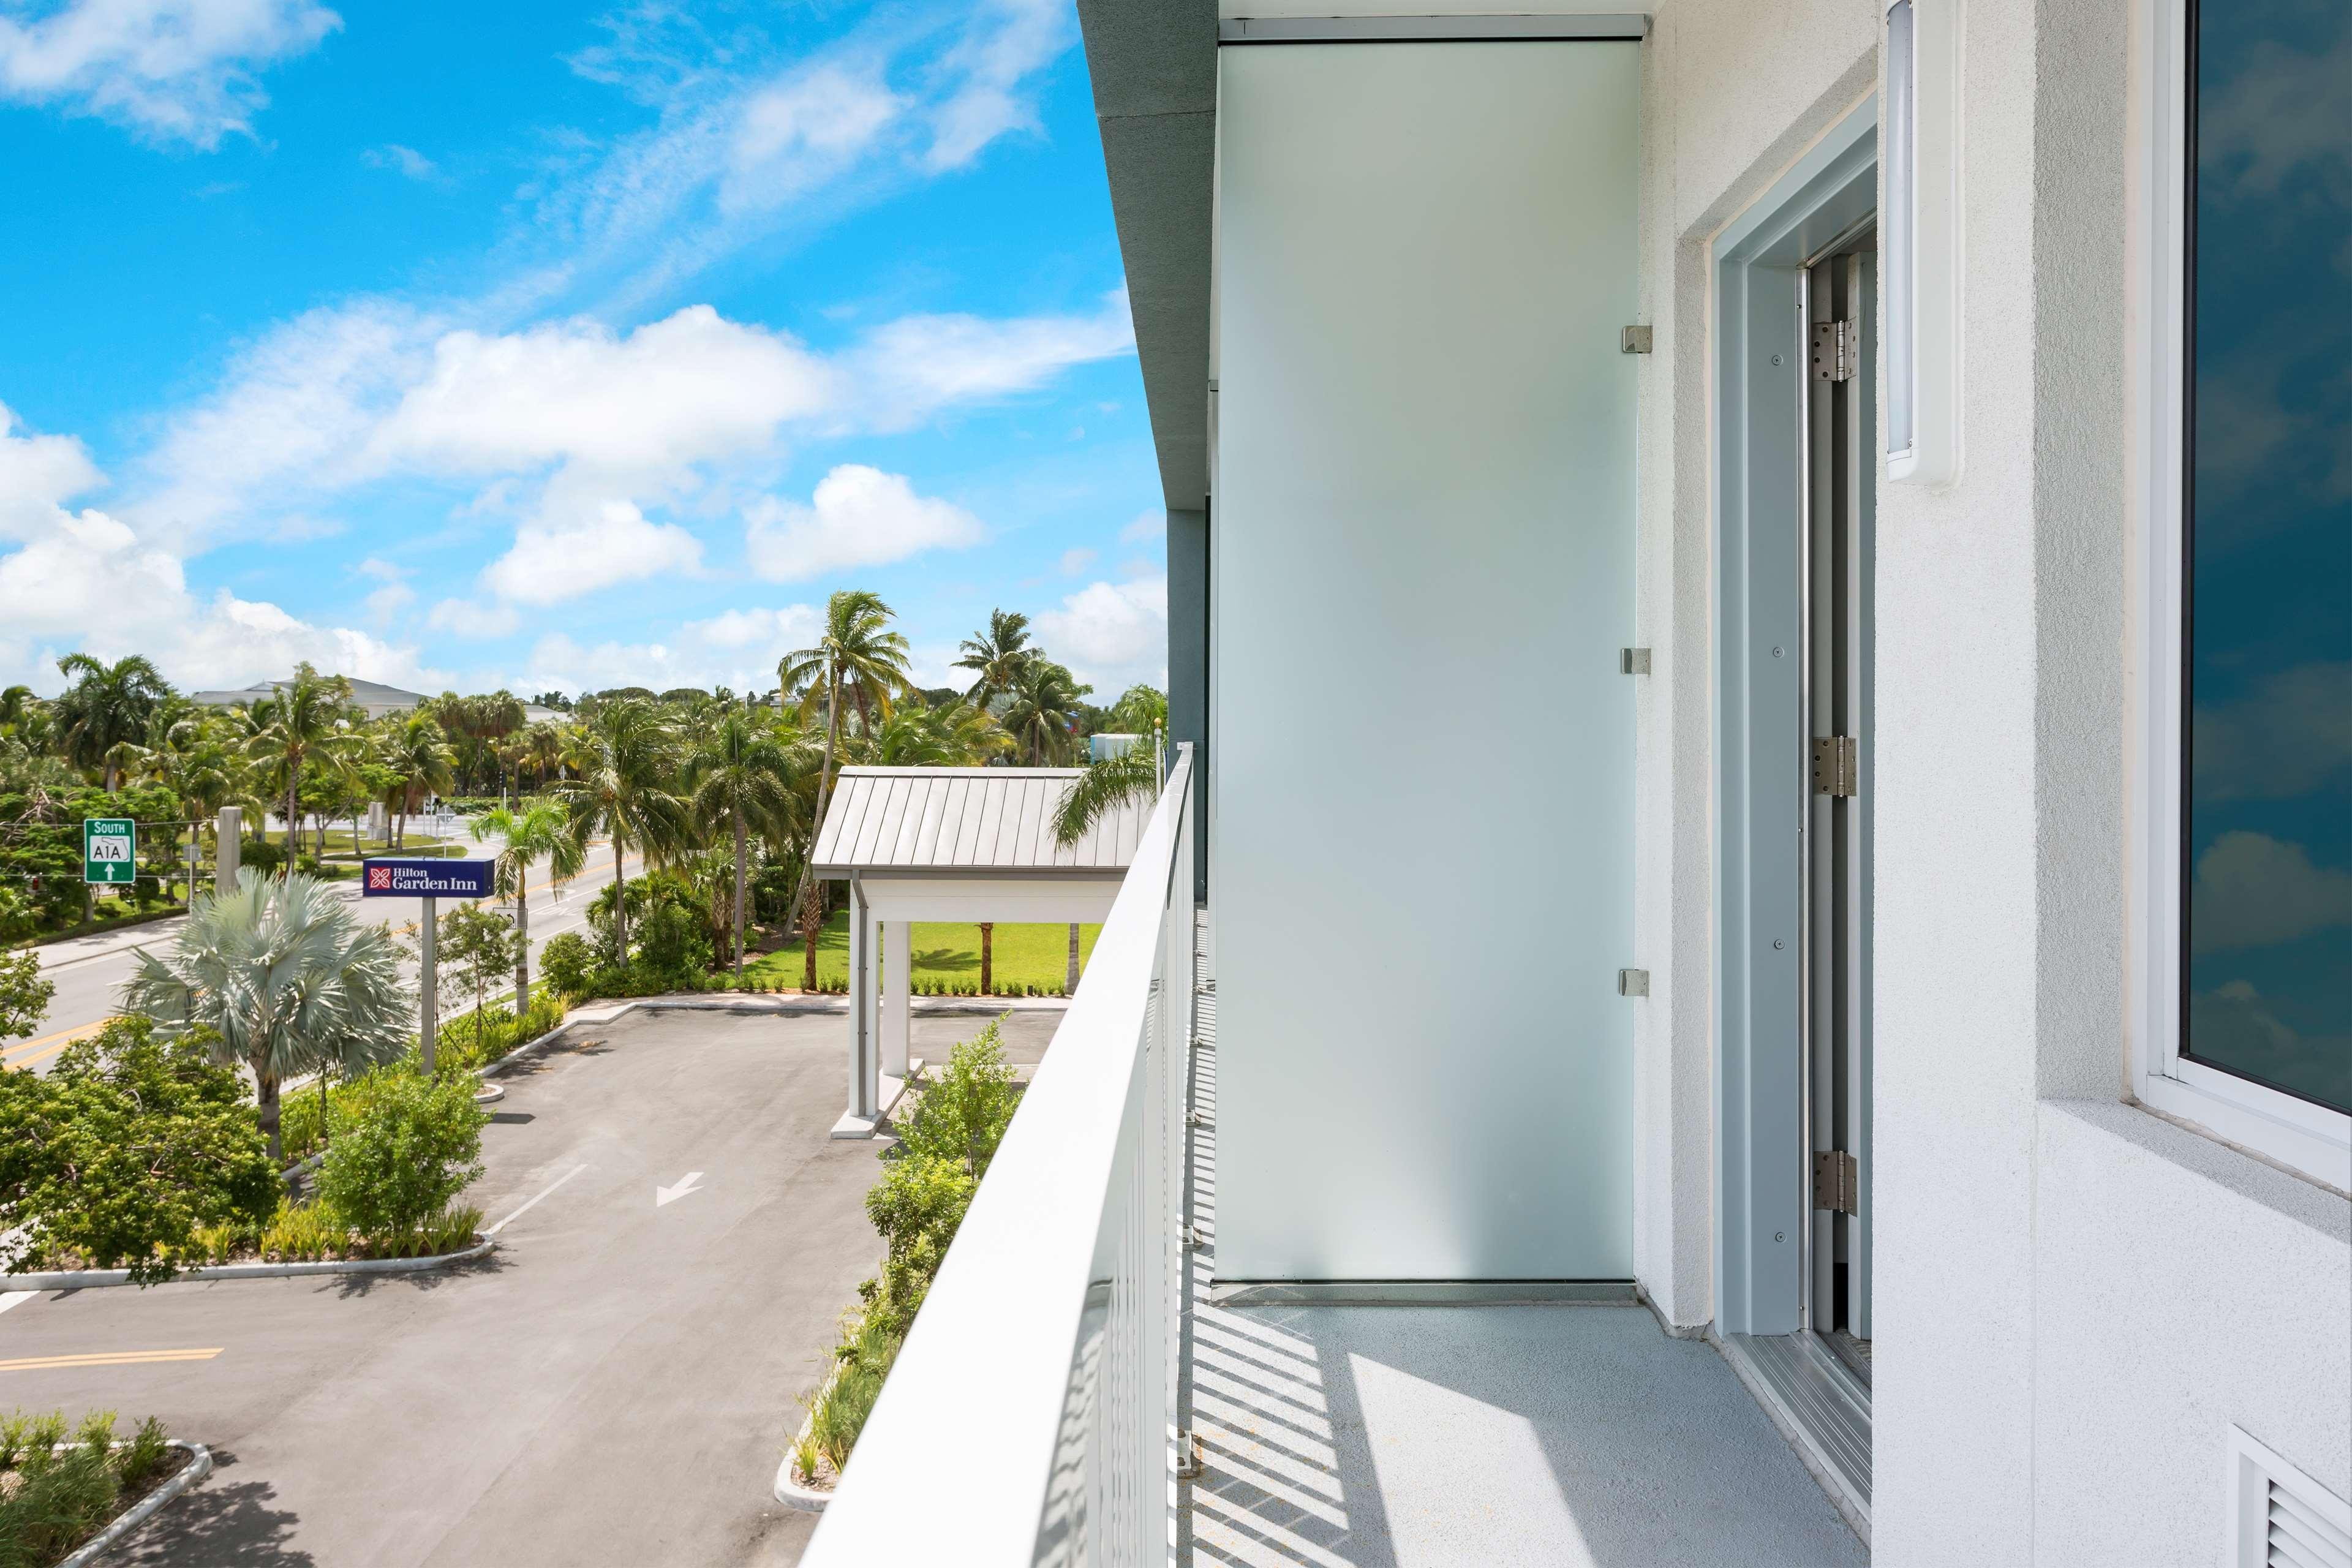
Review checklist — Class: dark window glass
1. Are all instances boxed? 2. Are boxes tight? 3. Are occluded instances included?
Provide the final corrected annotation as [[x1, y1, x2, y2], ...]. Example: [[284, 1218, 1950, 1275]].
[[2182, 0, 2352, 1114]]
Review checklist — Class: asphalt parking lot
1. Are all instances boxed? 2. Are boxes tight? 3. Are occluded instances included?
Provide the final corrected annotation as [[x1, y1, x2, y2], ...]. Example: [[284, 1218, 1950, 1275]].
[[0, 1004, 1063, 1566]]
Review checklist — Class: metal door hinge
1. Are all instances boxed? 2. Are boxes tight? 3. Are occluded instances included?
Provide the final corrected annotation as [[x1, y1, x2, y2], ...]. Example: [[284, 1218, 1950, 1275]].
[[1812, 1150, 1860, 1215], [1617, 968, 1649, 997], [1176, 1431, 1205, 1480], [1621, 324, 1653, 355], [1811, 736, 1858, 797], [1810, 318, 1856, 383], [1619, 647, 1651, 676]]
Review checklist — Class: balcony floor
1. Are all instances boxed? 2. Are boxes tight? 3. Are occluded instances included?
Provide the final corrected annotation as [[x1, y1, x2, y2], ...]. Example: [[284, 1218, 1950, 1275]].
[[1179, 963, 1868, 1567]]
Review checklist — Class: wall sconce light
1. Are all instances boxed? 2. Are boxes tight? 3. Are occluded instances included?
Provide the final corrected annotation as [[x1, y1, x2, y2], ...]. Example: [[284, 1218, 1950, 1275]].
[[1883, 0, 1959, 485]]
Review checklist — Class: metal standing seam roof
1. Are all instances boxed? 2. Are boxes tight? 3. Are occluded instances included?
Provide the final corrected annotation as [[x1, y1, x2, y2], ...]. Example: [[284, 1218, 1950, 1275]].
[[809, 767, 1148, 876]]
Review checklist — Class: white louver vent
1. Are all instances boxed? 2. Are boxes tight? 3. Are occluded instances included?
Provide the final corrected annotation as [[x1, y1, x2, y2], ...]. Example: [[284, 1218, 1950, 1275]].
[[2229, 1425, 2351, 1568]]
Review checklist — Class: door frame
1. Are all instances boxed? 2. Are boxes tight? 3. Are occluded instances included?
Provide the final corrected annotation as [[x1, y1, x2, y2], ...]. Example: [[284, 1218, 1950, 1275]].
[[1713, 99, 1879, 1338]]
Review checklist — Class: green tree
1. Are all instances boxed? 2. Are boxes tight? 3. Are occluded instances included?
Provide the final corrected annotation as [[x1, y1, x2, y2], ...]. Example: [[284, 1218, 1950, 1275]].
[[556, 698, 686, 958], [383, 711, 456, 848], [1000, 658, 1087, 765], [437, 902, 521, 1057], [472, 801, 584, 1011], [51, 653, 171, 791], [119, 869, 412, 1160], [779, 590, 914, 985], [315, 1068, 484, 1237], [0, 948, 55, 1042], [952, 608, 1036, 709], [538, 931, 596, 999], [243, 665, 356, 872], [0, 1016, 277, 1283], [1052, 744, 1164, 846], [688, 707, 806, 974]]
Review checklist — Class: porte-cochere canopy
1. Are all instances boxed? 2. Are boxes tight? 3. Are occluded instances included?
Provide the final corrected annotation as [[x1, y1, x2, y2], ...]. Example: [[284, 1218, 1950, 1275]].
[[809, 765, 1149, 878], [808, 766, 1155, 1139]]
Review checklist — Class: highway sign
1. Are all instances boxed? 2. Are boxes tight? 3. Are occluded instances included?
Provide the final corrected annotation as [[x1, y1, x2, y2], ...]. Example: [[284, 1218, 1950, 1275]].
[[361, 858, 496, 899], [83, 818, 136, 884]]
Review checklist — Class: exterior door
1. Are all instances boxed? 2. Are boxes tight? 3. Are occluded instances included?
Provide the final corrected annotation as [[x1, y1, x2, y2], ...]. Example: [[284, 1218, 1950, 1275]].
[[1804, 243, 1875, 1361]]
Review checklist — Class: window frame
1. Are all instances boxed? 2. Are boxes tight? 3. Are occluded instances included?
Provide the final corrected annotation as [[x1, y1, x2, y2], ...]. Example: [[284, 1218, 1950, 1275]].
[[2128, 0, 2352, 1190]]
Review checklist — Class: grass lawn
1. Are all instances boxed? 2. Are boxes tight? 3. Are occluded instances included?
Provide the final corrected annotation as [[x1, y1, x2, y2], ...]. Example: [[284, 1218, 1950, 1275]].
[[726, 911, 1101, 995]]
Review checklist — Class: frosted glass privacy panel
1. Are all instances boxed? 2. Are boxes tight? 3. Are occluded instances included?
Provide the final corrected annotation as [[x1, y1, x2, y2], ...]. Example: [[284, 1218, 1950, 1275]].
[[1211, 40, 1639, 1281]]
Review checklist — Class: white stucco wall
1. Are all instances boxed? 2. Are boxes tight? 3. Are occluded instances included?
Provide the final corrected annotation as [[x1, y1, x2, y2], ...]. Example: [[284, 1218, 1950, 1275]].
[[1626, 0, 2352, 1558]]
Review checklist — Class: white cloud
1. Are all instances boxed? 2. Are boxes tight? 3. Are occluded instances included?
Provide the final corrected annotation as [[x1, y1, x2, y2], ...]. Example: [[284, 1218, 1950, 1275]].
[[744, 464, 984, 582], [368, 304, 832, 479], [481, 500, 706, 606], [1034, 573, 1167, 694], [689, 604, 818, 651], [0, 407, 432, 692], [0, 0, 339, 149], [364, 143, 439, 181], [1118, 510, 1163, 545], [924, 0, 1072, 172], [2192, 831, 2352, 954], [845, 288, 1134, 431], [2195, 662, 2352, 804], [1058, 546, 1096, 576], [363, 581, 413, 625], [521, 604, 823, 698], [725, 62, 903, 214], [132, 298, 436, 549], [424, 597, 521, 639]]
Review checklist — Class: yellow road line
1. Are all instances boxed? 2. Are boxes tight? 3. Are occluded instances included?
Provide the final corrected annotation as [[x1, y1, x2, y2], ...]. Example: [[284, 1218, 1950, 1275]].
[[3, 1017, 111, 1067], [1, 1348, 224, 1373]]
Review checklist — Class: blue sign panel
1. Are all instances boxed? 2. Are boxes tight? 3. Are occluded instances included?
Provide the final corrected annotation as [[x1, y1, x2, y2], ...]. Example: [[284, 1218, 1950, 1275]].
[[361, 858, 496, 899]]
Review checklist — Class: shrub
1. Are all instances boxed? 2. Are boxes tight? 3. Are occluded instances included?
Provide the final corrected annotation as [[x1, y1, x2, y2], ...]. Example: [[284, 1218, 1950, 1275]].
[[0, 1409, 178, 1568], [892, 1022, 1021, 1179], [316, 1068, 485, 1238], [0, 1017, 277, 1283], [539, 932, 596, 999]]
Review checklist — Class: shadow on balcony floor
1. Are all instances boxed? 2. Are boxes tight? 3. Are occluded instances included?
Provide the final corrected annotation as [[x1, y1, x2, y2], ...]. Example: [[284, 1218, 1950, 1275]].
[[1179, 973, 1866, 1566]]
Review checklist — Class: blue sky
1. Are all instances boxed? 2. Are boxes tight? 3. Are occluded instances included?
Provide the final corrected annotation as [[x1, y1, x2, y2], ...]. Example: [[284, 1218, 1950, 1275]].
[[0, 0, 1166, 703]]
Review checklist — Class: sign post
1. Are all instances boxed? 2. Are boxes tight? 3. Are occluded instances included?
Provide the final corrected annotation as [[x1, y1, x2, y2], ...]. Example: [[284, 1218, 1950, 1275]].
[[83, 818, 136, 886], [364, 858, 496, 1074]]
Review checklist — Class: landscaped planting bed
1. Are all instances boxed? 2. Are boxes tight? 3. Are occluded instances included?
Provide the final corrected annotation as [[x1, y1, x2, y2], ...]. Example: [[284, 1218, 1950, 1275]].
[[786, 1023, 1023, 1498], [0, 1410, 186, 1568]]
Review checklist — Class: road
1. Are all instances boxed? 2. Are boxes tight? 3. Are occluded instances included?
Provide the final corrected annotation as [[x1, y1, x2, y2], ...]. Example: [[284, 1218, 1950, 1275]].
[[0, 1005, 1065, 1566], [3, 846, 642, 1076]]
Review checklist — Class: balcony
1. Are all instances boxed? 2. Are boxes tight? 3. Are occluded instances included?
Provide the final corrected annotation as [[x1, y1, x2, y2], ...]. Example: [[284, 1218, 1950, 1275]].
[[802, 749, 1866, 1567]]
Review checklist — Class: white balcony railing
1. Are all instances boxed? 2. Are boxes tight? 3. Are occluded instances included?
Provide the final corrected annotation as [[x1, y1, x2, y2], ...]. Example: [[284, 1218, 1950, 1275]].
[[802, 746, 1196, 1568]]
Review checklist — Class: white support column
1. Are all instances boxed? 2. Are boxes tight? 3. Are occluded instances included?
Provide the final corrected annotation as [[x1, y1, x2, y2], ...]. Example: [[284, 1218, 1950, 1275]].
[[880, 918, 911, 1080], [833, 876, 880, 1139]]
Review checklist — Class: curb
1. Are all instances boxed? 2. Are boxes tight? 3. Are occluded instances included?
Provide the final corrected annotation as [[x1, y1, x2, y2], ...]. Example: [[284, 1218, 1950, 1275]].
[[772, 1361, 845, 1514], [773, 1455, 832, 1513], [57, 1440, 211, 1568], [2, 1235, 494, 1292]]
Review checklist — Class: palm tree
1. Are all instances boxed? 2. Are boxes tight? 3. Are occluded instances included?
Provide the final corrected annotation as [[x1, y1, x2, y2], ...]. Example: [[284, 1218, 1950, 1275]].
[[243, 666, 356, 870], [687, 708, 806, 975], [383, 712, 456, 848], [954, 609, 1036, 709], [778, 590, 915, 978], [1000, 659, 1087, 766], [472, 801, 584, 1012], [556, 698, 686, 958], [121, 869, 412, 1160], [52, 653, 170, 790], [871, 697, 1011, 767], [1052, 742, 1165, 846]]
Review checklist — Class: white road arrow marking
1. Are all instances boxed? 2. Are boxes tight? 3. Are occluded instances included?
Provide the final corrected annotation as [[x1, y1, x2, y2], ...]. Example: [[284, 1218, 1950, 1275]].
[[656, 1172, 706, 1208]]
